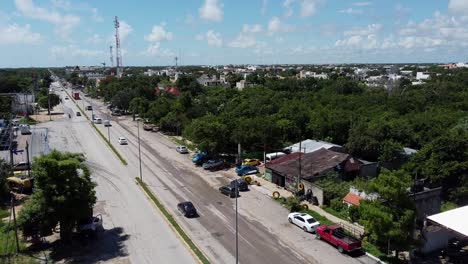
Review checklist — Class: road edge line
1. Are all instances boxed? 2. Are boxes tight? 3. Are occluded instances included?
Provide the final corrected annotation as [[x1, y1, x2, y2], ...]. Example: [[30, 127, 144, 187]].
[[135, 177, 210, 264], [64, 89, 128, 165]]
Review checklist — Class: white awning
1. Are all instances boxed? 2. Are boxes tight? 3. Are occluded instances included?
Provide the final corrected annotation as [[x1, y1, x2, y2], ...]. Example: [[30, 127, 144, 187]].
[[427, 206, 468, 237]]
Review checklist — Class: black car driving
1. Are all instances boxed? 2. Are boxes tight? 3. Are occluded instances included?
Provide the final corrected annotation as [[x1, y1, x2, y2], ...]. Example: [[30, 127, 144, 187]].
[[177, 201, 197, 217]]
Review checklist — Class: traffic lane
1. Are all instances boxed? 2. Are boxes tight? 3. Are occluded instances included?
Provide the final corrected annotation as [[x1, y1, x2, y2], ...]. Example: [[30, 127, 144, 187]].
[[44, 119, 197, 264], [109, 121, 314, 264]]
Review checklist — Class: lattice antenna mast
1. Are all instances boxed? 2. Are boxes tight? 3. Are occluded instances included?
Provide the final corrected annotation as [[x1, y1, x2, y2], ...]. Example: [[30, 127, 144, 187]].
[[114, 16, 123, 75], [109, 45, 114, 67], [175, 56, 178, 69]]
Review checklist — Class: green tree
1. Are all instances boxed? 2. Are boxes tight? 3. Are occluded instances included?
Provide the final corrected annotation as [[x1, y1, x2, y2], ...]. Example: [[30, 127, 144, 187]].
[[129, 97, 149, 116], [37, 94, 60, 115], [18, 151, 96, 242], [184, 114, 229, 153]]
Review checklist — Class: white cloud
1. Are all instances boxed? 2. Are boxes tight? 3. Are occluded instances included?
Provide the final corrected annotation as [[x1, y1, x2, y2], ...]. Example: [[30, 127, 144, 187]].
[[118, 20, 133, 41], [205, 30, 223, 47], [352, 1, 372, 6], [199, 0, 223, 22], [50, 45, 105, 59], [143, 42, 175, 57], [267, 16, 294, 35], [242, 24, 262, 33], [51, 0, 72, 10], [449, 0, 468, 14], [283, 0, 294, 17], [185, 14, 196, 25], [144, 25, 173, 42], [344, 23, 382, 36], [300, 0, 318, 17], [339, 8, 363, 14], [195, 34, 204, 41], [228, 34, 257, 48], [91, 8, 103, 22], [14, 0, 80, 38], [336, 24, 382, 49], [0, 23, 41, 44], [87, 33, 102, 44]]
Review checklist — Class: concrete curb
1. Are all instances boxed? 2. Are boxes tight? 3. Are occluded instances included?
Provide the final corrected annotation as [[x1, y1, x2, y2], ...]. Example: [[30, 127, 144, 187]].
[[135, 178, 210, 264], [365, 252, 386, 263]]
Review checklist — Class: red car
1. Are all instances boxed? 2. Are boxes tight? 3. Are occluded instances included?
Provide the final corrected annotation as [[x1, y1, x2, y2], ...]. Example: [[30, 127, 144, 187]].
[[316, 225, 362, 253]]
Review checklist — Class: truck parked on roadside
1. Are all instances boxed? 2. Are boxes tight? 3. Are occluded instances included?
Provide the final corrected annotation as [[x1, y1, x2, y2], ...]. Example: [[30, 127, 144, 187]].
[[316, 225, 362, 253]]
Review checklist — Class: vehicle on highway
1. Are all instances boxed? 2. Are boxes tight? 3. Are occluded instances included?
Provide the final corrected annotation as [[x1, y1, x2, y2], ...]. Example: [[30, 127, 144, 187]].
[[64, 96, 69, 100], [118, 137, 128, 145], [219, 185, 239, 198], [177, 201, 198, 218], [242, 158, 261, 166], [288, 212, 320, 233], [104, 120, 111, 127], [20, 124, 31, 135], [176, 146, 189, 154], [86, 105, 93, 110], [230, 178, 249, 191], [76, 112, 81, 116], [202, 159, 224, 171], [235, 164, 259, 176], [93, 117, 102, 124], [316, 225, 362, 253], [13, 161, 30, 171], [192, 152, 209, 165]]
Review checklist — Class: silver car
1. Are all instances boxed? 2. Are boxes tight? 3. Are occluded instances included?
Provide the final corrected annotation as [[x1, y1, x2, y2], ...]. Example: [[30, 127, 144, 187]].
[[176, 146, 189, 154]]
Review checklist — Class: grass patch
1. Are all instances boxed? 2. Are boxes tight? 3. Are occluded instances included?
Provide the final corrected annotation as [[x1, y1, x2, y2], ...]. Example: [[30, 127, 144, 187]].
[[91, 123, 127, 165], [19, 117, 37, 125], [322, 206, 349, 220], [0, 208, 9, 219], [136, 178, 210, 264]]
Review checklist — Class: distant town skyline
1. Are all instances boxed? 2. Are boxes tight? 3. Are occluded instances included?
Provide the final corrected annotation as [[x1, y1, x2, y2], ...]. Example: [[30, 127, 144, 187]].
[[1, 0, 468, 67]]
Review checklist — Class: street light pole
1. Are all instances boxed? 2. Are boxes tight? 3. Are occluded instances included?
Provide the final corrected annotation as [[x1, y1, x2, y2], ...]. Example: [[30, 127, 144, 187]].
[[107, 126, 110, 142], [137, 119, 142, 181], [235, 181, 239, 264]]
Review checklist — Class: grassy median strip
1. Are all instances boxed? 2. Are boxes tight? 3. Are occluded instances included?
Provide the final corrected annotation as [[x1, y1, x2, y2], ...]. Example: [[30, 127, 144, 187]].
[[136, 177, 210, 264], [65, 89, 127, 165]]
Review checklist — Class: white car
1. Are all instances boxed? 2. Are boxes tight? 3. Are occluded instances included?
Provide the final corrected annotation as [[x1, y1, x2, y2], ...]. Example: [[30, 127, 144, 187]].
[[288, 212, 320, 233], [176, 146, 189, 154], [118, 137, 128, 145], [93, 117, 102, 124]]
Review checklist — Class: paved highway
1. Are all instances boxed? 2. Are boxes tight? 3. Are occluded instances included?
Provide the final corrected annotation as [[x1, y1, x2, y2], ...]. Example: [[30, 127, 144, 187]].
[[76, 83, 376, 264]]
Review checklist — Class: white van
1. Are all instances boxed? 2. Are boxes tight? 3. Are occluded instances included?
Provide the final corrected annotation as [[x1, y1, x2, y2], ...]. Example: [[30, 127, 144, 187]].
[[93, 117, 102, 124]]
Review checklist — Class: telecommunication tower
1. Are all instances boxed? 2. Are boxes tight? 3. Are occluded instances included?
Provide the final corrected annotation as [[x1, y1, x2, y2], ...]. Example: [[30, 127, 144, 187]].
[[114, 16, 123, 76], [109, 45, 114, 67]]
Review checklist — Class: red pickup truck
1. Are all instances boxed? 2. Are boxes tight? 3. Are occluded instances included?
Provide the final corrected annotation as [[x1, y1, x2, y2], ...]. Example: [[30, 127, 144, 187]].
[[316, 225, 362, 253]]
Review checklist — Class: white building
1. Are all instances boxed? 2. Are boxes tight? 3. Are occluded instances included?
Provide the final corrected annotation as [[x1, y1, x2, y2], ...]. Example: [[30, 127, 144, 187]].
[[416, 72, 431, 81]]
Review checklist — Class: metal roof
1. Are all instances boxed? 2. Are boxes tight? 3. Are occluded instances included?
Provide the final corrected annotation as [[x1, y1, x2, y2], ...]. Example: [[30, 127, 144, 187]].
[[427, 206, 468, 237]]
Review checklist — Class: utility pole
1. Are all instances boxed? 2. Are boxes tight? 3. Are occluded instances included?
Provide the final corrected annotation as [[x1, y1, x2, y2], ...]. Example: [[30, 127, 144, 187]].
[[137, 119, 142, 181], [235, 180, 239, 264], [11, 196, 20, 253], [297, 140, 302, 193], [237, 143, 242, 166], [25, 140, 30, 177], [47, 88, 51, 121]]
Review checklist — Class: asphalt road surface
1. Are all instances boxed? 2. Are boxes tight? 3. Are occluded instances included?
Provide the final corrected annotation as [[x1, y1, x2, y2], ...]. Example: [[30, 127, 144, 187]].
[[76, 84, 377, 264], [42, 82, 196, 264]]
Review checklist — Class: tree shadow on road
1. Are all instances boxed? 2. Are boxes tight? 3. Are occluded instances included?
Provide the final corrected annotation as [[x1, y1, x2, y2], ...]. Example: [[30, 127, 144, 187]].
[[43, 227, 129, 263]]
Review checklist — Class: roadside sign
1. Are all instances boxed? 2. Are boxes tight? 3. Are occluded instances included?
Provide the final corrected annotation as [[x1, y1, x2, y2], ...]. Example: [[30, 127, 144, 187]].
[[12, 149, 24, 155]]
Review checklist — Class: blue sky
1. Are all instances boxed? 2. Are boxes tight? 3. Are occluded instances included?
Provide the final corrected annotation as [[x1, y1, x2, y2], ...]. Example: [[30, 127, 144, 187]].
[[1, 0, 468, 67]]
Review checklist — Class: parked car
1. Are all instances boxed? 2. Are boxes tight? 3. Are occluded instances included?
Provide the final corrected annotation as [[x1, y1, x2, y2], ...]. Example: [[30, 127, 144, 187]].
[[192, 152, 209, 165], [104, 120, 111, 127], [288, 212, 320, 233], [118, 137, 128, 145], [316, 225, 362, 253], [235, 165, 259, 176], [219, 185, 239, 198], [64, 96, 69, 100], [13, 161, 30, 171], [78, 214, 103, 236], [242, 158, 261, 166], [93, 117, 102, 124], [143, 122, 154, 131], [20, 124, 31, 135], [86, 105, 93, 110], [202, 159, 224, 171], [76, 111, 81, 116], [176, 146, 189, 154], [230, 178, 249, 192], [177, 201, 197, 218]]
